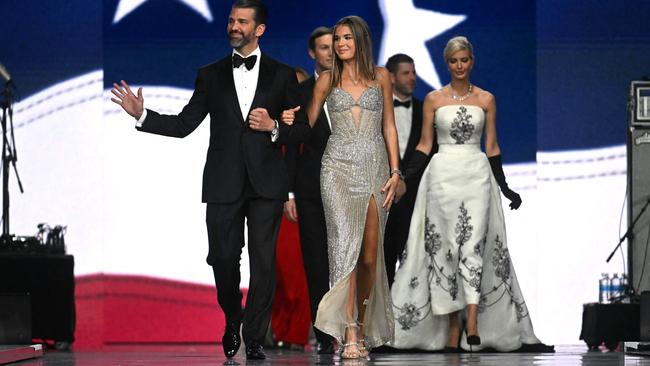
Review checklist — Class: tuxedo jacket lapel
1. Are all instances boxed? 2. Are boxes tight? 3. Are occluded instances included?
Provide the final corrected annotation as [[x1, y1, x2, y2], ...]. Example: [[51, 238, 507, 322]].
[[249, 54, 273, 122], [403, 98, 423, 163], [219, 59, 245, 124], [404, 119, 419, 158]]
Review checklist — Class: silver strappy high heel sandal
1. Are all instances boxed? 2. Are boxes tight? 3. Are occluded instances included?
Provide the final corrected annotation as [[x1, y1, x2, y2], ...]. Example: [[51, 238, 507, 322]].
[[341, 322, 361, 359], [357, 299, 370, 358]]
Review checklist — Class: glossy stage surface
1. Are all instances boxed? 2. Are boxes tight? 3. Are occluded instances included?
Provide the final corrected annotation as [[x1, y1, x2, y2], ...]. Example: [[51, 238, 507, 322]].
[[11, 344, 650, 365]]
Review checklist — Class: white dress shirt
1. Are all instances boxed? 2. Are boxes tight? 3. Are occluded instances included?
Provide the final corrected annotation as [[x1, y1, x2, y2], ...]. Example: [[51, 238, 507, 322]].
[[232, 47, 261, 121], [393, 94, 412, 159]]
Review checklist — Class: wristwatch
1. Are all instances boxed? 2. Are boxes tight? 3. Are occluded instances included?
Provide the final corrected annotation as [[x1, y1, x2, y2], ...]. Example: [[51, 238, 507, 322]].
[[390, 168, 404, 180], [271, 119, 279, 139]]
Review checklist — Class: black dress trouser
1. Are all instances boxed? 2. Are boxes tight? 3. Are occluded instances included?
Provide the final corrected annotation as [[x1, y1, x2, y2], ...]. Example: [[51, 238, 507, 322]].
[[295, 196, 333, 344], [207, 185, 283, 344]]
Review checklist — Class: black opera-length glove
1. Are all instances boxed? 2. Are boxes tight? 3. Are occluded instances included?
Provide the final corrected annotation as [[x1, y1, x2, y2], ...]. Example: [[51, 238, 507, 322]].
[[488, 154, 522, 210], [404, 149, 430, 183]]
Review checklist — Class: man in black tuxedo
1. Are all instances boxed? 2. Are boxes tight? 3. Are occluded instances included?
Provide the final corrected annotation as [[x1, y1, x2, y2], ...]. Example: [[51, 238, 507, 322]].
[[384, 53, 436, 286], [282, 26, 334, 354], [110, 0, 310, 360]]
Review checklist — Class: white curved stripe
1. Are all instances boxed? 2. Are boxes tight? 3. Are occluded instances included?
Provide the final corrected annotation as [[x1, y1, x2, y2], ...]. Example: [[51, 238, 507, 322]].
[[538, 145, 626, 181], [14, 71, 103, 126]]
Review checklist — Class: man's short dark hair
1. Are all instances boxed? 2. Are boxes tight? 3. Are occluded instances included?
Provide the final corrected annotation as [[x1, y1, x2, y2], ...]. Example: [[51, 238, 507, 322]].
[[385, 53, 414, 74], [308, 26, 332, 51], [232, 0, 268, 26]]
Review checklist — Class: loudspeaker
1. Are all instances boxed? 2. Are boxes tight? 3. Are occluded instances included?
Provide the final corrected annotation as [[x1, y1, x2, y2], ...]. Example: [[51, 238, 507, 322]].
[[629, 126, 650, 294], [0, 294, 31, 344], [641, 291, 650, 341], [630, 81, 650, 127]]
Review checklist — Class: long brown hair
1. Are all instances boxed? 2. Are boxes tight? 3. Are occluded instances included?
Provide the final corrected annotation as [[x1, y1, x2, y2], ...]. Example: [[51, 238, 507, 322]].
[[329, 16, 376, 91]]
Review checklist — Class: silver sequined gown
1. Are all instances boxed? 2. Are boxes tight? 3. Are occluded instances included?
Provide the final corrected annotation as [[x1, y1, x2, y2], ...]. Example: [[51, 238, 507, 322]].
[[314, 86, 394, 348], [390, 105, 540, 351]]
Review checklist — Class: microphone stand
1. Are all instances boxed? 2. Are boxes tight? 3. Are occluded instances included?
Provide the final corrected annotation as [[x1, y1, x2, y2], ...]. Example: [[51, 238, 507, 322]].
[[0, 79, 23, 246], [607, 197, 650, 263], [605, 197, 650, 302]]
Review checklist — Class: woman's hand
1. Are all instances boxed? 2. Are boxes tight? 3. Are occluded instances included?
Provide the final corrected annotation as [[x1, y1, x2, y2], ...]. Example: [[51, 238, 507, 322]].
[[502, 187, 522, 210], [381, 174, 401, 211], [280, 106, 301, 125]]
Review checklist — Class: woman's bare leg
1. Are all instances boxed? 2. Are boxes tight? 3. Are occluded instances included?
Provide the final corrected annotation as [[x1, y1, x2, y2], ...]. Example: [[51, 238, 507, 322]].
[[341, 268, 360, 358], [466, 304, 479, 337], [447, 311, 461, 348], [355, 196, 380, 355]]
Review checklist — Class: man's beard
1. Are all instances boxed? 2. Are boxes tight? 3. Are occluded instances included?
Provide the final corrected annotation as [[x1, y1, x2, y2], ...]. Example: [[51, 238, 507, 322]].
[[396, 84, 414, 97], [229, 31, 252, 49]]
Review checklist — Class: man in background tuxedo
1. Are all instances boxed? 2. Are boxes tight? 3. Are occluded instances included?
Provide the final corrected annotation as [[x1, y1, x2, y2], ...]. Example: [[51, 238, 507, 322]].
[[383, 53, 436, 286], [283, 26, 335, 354], [110, 0, 310, 360]]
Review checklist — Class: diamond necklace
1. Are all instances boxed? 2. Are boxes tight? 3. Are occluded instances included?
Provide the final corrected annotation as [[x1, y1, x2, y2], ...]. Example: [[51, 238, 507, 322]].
[[348, 70, 360, 85], [449, 84, 473, 101]]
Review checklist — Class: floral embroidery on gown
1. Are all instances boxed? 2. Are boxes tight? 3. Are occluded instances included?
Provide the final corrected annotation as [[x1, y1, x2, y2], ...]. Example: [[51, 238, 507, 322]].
[[390, 105, 540, 351]]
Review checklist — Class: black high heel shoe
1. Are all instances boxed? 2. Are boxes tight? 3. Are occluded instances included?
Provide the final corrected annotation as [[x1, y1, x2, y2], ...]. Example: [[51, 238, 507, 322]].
[[466, 334, 481, 352]]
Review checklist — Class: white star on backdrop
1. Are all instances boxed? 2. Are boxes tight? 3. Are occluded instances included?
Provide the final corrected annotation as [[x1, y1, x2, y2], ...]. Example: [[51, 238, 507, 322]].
[[378, 0, 465, 89], [113, 0, 214, 24]]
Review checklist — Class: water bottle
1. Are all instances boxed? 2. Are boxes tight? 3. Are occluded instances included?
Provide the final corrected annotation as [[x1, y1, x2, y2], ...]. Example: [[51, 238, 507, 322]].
[[609, 273, 621, 302], [599, 273, 610, 303], [620, 274, 630, 303]]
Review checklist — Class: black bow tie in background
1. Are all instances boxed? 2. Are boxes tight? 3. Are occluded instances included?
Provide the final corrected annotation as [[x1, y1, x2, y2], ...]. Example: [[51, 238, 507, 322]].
[[393, 99, 411, 108], [232, 54, 257, 70]]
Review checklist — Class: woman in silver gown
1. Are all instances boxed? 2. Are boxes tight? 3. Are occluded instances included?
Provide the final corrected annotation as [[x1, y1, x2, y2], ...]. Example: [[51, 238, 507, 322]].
[[284, 16, 401, 359], [390, 36, 544, 352]]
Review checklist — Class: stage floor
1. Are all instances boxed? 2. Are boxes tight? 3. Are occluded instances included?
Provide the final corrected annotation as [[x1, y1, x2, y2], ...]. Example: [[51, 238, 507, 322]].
[[11, 344, 650, 365]]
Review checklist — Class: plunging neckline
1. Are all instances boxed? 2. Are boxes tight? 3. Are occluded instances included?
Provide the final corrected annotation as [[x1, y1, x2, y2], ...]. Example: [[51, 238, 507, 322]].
[[335, 85, 379, 105]]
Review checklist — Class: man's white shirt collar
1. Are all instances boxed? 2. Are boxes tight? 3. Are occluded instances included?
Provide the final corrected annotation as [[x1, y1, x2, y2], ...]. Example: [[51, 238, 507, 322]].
[[393, 93, 412, 103]]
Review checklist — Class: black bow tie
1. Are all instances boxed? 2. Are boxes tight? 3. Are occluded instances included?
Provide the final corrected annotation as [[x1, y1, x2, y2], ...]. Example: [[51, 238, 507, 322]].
[[393, 99, 411, 108], [232, 54, 257, 70]]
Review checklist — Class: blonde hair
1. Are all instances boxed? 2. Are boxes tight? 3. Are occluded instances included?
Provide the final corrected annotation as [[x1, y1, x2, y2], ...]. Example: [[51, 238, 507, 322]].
[[443, 36, 474, 62], [330, 15, 376, 91]]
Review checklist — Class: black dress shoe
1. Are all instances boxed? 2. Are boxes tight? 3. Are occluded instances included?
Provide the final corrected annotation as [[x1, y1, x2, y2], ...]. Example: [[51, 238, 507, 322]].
[[222, 323, 241, 358], [317, 341, 335, 354], [246, 341, 266, 360]]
